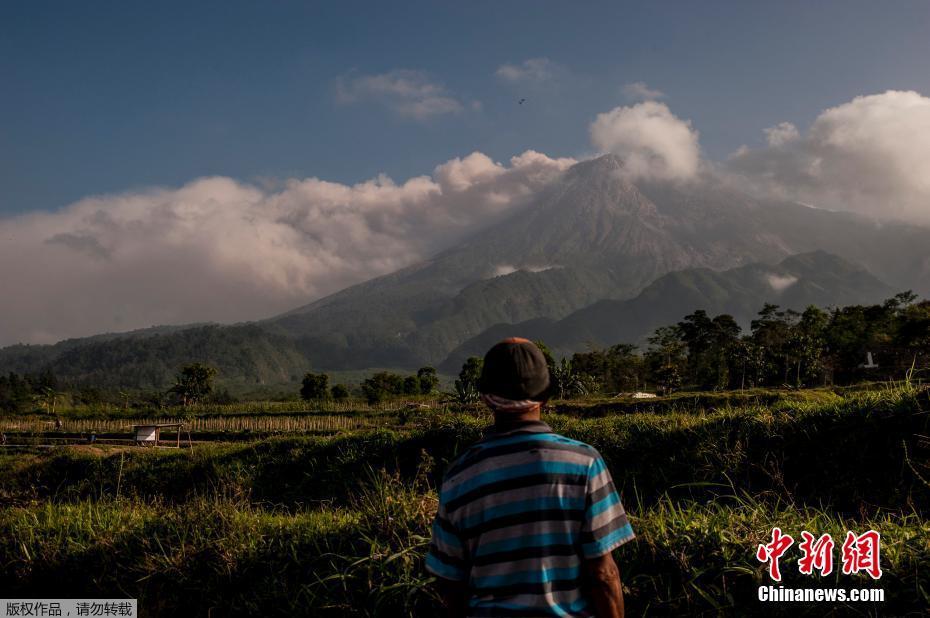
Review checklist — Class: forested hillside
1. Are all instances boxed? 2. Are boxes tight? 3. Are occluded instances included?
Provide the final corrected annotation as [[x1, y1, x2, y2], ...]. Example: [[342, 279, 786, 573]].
[[0, 324, 308, 390]]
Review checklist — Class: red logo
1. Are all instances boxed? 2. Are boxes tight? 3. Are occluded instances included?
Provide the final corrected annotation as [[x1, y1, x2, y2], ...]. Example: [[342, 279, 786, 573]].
[[798, 531, 834, 576], [841, 530, 883, 580], [756, 527, 794, 581], [757, 528, 882, 580]]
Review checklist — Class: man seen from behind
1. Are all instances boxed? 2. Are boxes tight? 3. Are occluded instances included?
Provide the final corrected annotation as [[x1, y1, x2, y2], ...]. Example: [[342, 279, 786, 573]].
[[426, 337, 634, 617]]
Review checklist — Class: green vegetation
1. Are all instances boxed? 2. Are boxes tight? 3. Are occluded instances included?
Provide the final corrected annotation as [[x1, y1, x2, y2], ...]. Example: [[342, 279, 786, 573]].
[[360, 368, 436, 404], [1, 384, 929, 615], [168, 362, 217, 406], [549, 293, 930, 396], [415, 367, 439, 394], [300, 371, 330, 401], [1, 295, 927, 410], [3, 491, 924, 616], [0, 324, 310, 391], [1, 292, 928, 615], [331, 383, 350, 400], [452, 356, 482, 404]]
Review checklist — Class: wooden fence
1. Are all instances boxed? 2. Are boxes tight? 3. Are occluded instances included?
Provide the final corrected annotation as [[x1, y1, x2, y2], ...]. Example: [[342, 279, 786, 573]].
[[0, 413, 397, 435]]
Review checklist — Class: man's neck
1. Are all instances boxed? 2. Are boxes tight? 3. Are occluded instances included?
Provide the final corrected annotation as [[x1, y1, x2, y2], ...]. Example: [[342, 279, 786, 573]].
[[493, 406, 542, 431]]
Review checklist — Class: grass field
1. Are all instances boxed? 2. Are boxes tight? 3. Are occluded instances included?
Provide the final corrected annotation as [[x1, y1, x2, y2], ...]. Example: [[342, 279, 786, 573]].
[[1, 384, 929, 616]]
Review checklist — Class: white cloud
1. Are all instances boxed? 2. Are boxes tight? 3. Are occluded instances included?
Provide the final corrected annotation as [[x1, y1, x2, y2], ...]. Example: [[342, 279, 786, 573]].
[[0, 151, 575, 345], [335, 69, 465, 120], [766, 273, 798, 292], [763, 122, 800, 146], [490, 263, 558, 278], [728, 90, 930, 223], [492, 265, 518, 277], [589, 101, 701, 180], [495, 58, 554, 83], [622, 81, 665, 101], [525, 264, 557, 273]]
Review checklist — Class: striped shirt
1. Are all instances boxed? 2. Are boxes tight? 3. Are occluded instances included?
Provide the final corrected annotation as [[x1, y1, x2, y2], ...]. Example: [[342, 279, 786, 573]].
[[426, 420, 634, 617]]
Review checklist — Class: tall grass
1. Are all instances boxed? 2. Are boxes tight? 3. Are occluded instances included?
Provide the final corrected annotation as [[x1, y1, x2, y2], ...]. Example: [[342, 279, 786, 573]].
[[2, 386, 928, 512], [1, 488, 925, 616], [2, 384, 928, 615]]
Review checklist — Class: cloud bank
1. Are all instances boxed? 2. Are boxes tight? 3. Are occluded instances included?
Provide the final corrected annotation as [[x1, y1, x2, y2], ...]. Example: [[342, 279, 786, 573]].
[[728, 90, 930, 223], [0, 151, 575, 345], [589, 101, 701, 180], [589, 90, 930, 222]]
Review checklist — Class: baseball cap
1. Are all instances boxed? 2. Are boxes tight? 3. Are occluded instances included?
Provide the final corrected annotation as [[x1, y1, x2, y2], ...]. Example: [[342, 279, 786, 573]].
[[478, 337, 551, 401]]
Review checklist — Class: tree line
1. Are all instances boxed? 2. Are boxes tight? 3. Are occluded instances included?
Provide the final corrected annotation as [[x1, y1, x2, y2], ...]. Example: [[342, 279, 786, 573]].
[[299, 366, 440, 404], [3, 294, 927, 413], [453, 293, 930, 398]]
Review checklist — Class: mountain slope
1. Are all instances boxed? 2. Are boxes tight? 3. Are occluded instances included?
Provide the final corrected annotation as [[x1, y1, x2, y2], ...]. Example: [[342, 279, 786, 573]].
[[440, 251, 895, 371], [266, 155, 930, 369], [0, 324, 309, 390], [3, 154, 929, 381]]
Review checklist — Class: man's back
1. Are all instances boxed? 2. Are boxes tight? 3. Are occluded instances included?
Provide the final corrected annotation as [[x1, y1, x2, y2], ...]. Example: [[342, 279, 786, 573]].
[[427, 420, 634, 617]]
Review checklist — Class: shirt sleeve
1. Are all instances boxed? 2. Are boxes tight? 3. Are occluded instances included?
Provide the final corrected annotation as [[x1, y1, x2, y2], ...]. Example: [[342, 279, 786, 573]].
[[425, 500, 469, 581], [580, 454, 635, 558]]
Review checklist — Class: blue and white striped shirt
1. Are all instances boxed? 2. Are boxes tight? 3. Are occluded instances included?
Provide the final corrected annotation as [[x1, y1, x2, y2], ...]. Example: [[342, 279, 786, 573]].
[[426, 420, 634, 617]]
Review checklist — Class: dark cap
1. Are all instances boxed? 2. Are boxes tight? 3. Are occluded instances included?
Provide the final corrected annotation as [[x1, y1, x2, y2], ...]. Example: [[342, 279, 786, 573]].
[[479, 337, 551, 401]]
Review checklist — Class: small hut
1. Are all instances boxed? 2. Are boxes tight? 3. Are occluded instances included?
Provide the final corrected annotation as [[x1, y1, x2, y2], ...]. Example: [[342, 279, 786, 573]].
[[132, 422, 189, 448]]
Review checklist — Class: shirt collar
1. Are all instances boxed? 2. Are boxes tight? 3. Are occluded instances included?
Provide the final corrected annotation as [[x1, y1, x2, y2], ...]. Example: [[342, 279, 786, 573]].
[[482, 419, 552, 438]]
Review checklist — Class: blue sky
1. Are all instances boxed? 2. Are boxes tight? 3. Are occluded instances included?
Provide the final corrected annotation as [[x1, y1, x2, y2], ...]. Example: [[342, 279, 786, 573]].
[[3, 0, 929, 215], [3, 1, 930, 345]]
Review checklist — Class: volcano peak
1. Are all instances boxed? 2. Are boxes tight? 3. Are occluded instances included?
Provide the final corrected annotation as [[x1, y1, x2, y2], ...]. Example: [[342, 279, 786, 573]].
[[565, 153, 625, 178]]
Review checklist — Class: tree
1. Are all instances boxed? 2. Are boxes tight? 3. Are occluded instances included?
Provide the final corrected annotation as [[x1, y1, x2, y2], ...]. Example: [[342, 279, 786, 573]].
[[34, 386, 64, 416], [416, 366, 439, 394], [891, 299, 930, 376], [751, 305, 798, 386], [728, 338, 764, 390], [361, 372, 405, 404], [454, 357, 483, 404], [572, 344, 643, 394], [533, 340, 556, 374], [168, 363, 217, 407], [402, 375, 420, 395], [708, 314, 742, 389], [678, 311, 741, 389], [0, 372, 35, 414], [29, 368, 58, 392], [792, 306, 829, 387], [885, 290, 918, 312], [551, 357, 595, 399], [898, 301, 930, 346], [646, 326, 686, 395], [300, 372, 329, 401], [330, 384, 350, 400]]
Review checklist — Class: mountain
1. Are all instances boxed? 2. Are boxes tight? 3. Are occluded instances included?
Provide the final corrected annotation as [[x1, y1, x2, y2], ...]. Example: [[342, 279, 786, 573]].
[[439, 251, 895, 371], [2, 154, 928, 384], [264, 155, 696, 368], [265, 154, 930, 369]]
